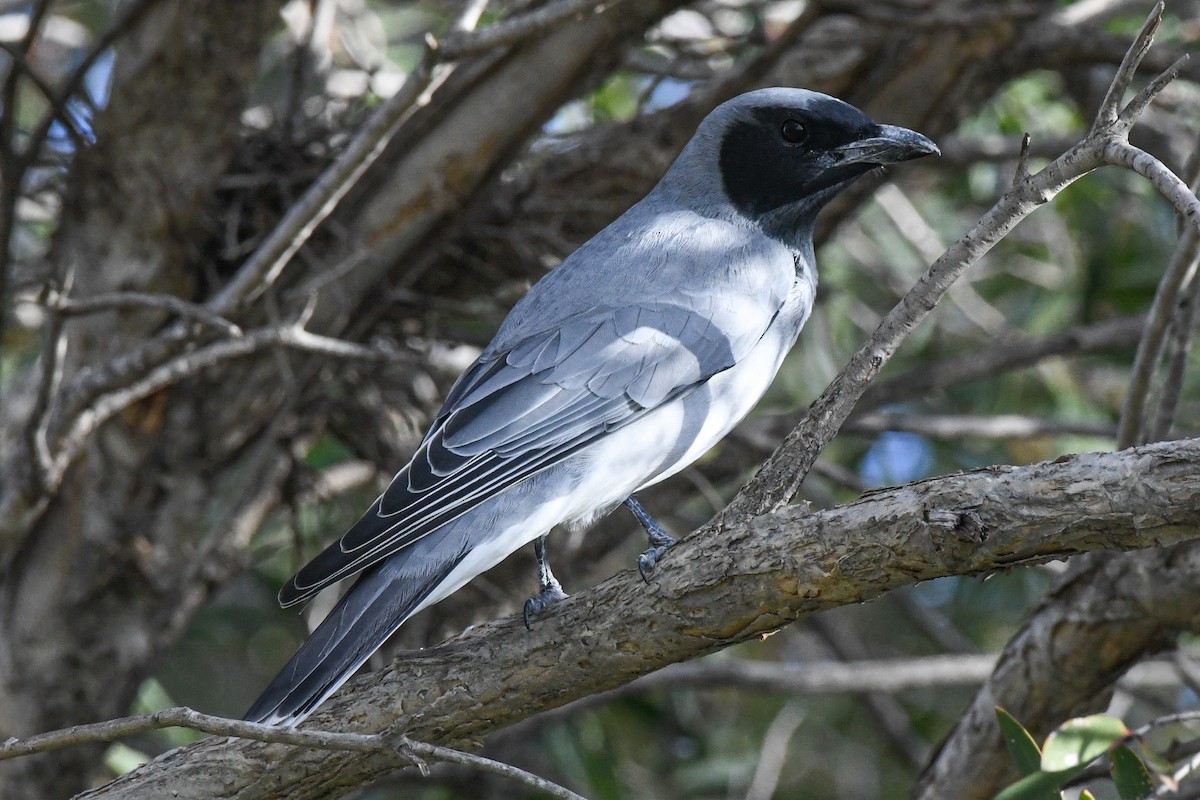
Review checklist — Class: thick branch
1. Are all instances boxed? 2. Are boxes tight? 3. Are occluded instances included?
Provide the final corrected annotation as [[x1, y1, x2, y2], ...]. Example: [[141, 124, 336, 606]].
[[913, 541, 1200, 800], [81, 438, 1200, 799]]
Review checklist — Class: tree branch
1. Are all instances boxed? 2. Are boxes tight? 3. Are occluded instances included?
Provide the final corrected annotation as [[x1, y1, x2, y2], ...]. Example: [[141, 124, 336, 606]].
[[914, 539, 1200, 799], [215, 0, 635, 313], [44, 291, 244, 337], [0, 707, 587, 800], [77, 438, 1200, 798], [845, 411, 1114, 441], [439, 0, 628, 59], [41, 322, 410, 497], [618, 651, 1193, 698], [859, 315, 1146, 409]]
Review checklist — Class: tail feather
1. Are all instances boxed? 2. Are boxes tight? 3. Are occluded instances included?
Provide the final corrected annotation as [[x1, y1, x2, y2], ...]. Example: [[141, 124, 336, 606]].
[[245, 531, 468, 726]]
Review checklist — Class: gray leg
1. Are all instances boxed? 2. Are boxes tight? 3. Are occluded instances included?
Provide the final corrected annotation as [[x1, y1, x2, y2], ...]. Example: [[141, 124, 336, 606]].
[[523, 535, 568, 629], [624, 496, 676, 582]]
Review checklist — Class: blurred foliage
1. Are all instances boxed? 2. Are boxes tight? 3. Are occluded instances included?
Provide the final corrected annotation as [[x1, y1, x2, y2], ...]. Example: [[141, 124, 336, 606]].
[[5, 0, 1200, 797], [993, 708, 1189, 800]]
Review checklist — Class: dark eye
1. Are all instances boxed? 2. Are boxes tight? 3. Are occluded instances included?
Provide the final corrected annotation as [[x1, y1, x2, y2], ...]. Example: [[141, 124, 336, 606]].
[[781, 118, 808, 144]]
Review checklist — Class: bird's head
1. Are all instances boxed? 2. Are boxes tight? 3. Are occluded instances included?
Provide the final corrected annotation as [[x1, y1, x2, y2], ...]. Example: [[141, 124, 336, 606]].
[[662, 88, 939, 247]]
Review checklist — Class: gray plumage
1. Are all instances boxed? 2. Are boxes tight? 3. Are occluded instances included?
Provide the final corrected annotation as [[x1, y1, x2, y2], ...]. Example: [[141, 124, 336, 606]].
[[245, 87, 938, 726]]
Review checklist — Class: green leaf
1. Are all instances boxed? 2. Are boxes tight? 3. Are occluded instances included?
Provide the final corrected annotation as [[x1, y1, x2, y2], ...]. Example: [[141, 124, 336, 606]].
[[994, 769, 1069, 800], [1041, 715, 1129, 772], [1079, 792, 1097, 800], [1111, 746, 1154, 799], [997, 707, 1044, 776]]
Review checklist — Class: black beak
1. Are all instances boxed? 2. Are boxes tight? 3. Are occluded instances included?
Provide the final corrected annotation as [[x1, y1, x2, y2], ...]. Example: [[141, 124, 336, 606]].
[[834, 124, 940, 167]]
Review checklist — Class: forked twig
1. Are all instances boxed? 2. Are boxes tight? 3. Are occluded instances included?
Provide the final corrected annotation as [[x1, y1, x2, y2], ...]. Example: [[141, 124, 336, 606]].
[[0, 707, 588, 800]]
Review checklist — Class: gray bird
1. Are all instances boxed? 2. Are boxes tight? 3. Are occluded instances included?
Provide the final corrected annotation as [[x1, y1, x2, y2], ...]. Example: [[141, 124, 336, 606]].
[[245, 87, 938, 726]]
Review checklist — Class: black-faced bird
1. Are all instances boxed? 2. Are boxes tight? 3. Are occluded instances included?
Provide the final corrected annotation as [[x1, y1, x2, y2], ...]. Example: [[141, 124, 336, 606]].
[[246, 87, 938, 726]]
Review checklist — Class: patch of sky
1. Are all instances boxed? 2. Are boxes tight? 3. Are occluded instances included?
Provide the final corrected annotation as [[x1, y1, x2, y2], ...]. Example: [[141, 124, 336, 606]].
[[858, 419, 934, 488]]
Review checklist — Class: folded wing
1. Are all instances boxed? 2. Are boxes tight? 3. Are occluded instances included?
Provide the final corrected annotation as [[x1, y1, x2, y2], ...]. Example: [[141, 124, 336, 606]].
[[278, 300, 776, 607]]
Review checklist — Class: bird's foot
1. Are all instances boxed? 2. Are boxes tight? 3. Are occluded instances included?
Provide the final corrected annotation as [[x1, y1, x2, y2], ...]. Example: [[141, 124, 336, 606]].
[[625, 496, 676, 582], [637, 536, 676, 583], [523, 581, 569, 630]]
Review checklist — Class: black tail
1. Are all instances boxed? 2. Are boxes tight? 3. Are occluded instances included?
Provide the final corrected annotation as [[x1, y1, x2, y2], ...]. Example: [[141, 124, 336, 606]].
[[245, 533, 468, 726]]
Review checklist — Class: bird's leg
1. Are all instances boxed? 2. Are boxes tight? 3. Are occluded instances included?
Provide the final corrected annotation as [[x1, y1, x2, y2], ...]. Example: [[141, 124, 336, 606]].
[[523, 535, 569, 630], [625, 496, 676, 582]]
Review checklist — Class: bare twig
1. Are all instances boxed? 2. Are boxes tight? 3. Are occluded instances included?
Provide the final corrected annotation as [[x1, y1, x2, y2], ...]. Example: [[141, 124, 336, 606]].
[[0, 0, 52, 378], [211, 44, 446, 311], [453, 0, 491, 32], [1153, 749, 1200, 798], [0, 707, 588, 800], [1151, 144, 1200, 442], [1114, 145, 1200, 447], [743, 701, 805, 800], [440, 0, 625, 59], [1014, 132, 1032, 183], [1131, 710, 1200, 739], [0, 707, 380, 760], [860, 314, 1146, 409], [395, 736, 590, 800], [41, 323, 407, 492], [1090, 1, 1162, 136], [0, 0, 50, 162], [0, 41, 90, 149], [43, 291, 244, 336], [597, 651, 1196, 703], [26, 270, 74, 491], [845, 411, 1114, 441]]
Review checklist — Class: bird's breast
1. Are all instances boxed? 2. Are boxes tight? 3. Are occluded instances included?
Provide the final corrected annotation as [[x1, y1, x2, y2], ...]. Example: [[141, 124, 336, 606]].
[[564, 275, 813, 524]]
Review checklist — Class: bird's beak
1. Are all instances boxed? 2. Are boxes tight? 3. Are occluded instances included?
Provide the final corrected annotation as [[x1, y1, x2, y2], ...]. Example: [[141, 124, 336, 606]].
[[833, 124, 940, 167]]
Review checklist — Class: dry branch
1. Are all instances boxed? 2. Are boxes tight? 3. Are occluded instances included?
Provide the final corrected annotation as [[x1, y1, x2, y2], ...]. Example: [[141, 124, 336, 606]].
[[0, 708, 586, 800], [77, 438, 1200, 798]]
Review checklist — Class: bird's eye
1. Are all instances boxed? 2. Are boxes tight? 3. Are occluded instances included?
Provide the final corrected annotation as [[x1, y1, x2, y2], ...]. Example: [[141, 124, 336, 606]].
[[780, 118, 808, 144]]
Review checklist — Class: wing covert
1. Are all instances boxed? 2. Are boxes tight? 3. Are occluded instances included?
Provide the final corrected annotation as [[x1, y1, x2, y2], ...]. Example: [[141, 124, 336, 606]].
[[278, 299, 776, 607]]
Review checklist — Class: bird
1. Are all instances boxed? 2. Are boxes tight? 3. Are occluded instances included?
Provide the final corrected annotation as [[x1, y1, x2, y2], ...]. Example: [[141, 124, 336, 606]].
[[245, 87, 938, 726]]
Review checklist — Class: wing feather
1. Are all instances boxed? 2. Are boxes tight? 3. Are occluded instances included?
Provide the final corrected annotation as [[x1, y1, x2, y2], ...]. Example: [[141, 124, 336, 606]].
[[277, 299, 774, 607]]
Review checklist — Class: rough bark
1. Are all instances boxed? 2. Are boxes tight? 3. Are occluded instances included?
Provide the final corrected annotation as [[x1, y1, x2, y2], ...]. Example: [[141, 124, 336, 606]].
[[75, 438, 1200, 798], [913, 544, 1200, 799]]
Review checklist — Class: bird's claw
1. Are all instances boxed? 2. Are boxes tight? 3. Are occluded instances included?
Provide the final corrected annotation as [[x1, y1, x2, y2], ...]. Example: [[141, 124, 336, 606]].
[[637, 539, 675, 583], [522, 584, 569, 630]]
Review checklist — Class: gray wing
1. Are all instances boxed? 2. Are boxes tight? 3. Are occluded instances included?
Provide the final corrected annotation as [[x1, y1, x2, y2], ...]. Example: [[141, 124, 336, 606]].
[[278, 300, 777, 607]]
